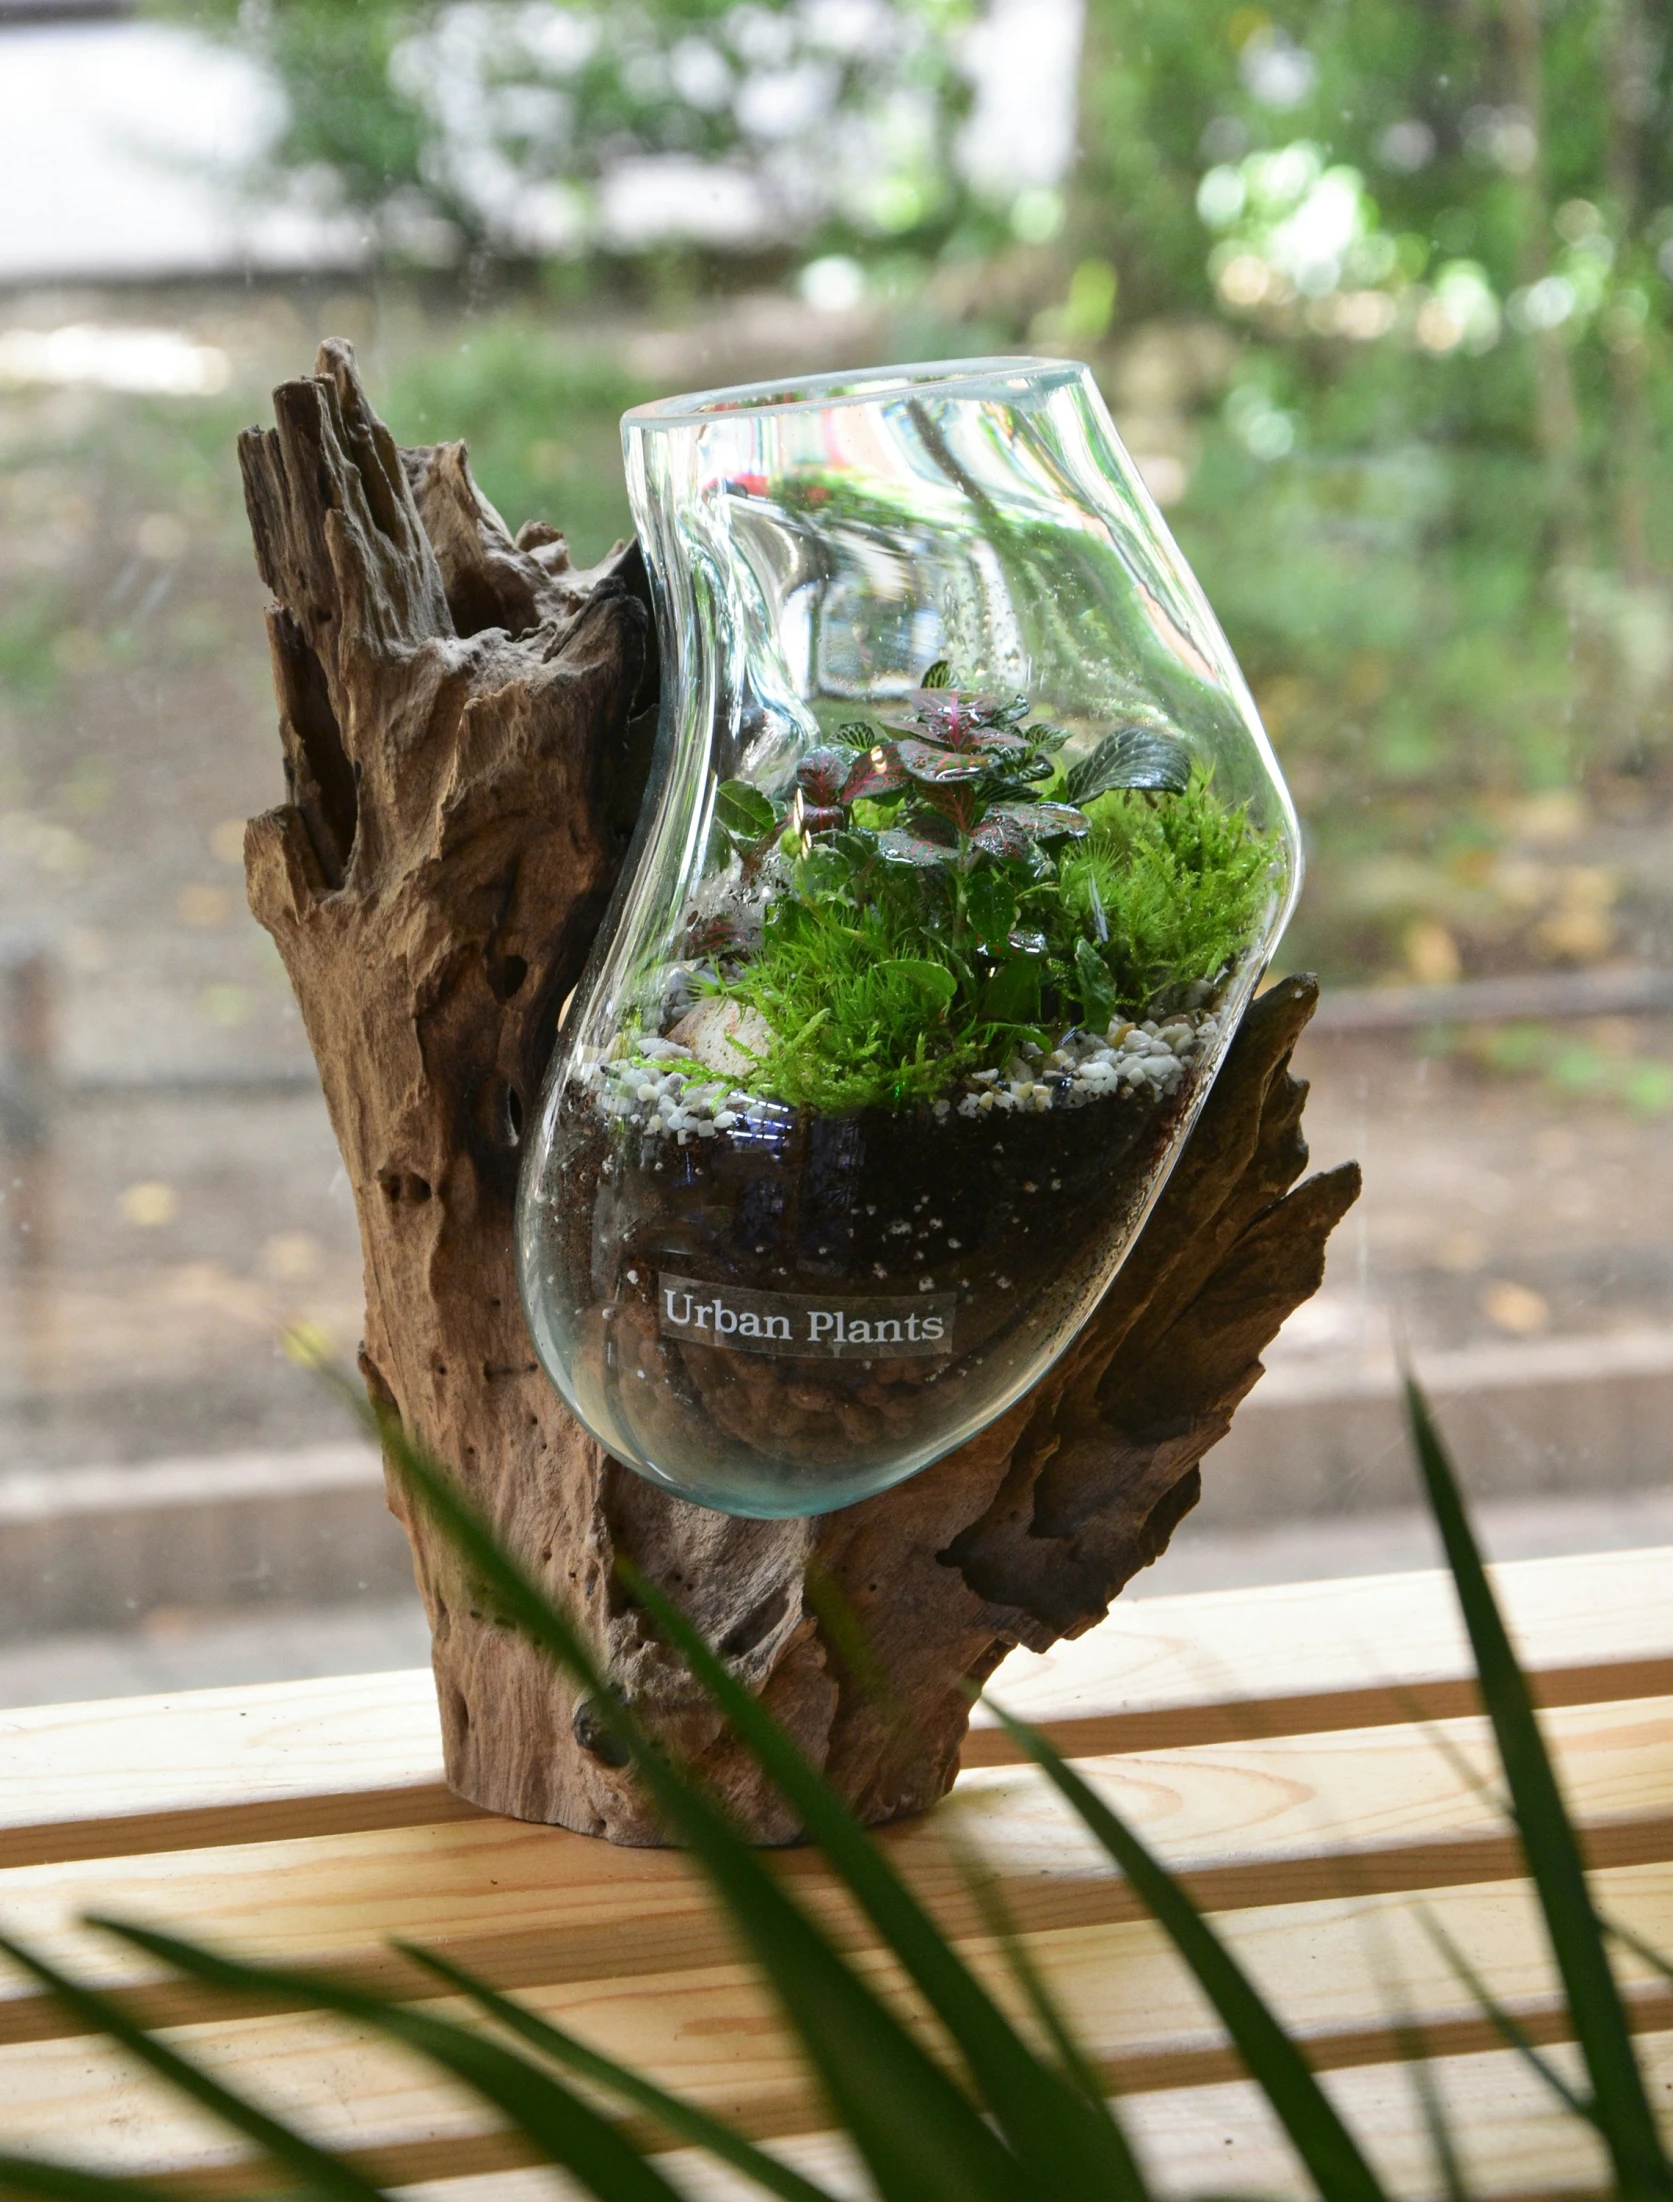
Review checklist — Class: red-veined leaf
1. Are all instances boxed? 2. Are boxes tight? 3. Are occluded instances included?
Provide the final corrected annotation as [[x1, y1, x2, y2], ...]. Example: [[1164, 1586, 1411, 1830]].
[[875, 827, 953, 867], [918, 782, 982, 833], [896, 738, 988, 784], [985, 801, 1089, 841], [797, 746, 860, 808], [841, 744, 908, 801]]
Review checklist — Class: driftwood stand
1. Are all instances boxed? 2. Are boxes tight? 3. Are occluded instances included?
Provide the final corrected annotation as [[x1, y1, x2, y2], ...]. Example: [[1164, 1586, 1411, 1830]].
[[237, 340, 1360, 1845]]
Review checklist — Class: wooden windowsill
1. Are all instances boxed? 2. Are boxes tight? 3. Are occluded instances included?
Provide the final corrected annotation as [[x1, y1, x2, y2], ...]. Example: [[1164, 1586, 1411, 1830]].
[[2, 1546, 1670, 2196]]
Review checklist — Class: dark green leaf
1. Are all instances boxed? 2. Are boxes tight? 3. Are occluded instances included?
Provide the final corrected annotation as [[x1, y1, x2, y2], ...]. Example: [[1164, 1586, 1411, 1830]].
[[985, 801, 1089, 841], [919, 657, 954, 687], [1607, 1914, 1673, 1996], [971, 802, 1088, 861], [951, 1855, 1115, 2126], [1402, 1373, 1673, 2199], [0, 1934, 386, 2202], [764, 896, 818, 948], [618, 1564, 1152, 2200], [85, 1918, 686, 2202], [963, 868, 1017, 947], [1075, 936, 1118, 1031], [881, 958, 958, 1008], [1064, 728, 1192, 804], [875, 826, 953, 867], [979, 957, 1042, 1026], [322, 1391, 1032, 2202], [975, 1709, 1390, 2202], [396, 1944, 840, 2202], [0, 2158, 189, 2202], [897, 737, 988, 784], [1419, 1914, 1595, 2123], [967, 812, 1033, 861], [794, 842, 861, 902], [963, 724, 1030, 758], [715, 779, 778, 841]]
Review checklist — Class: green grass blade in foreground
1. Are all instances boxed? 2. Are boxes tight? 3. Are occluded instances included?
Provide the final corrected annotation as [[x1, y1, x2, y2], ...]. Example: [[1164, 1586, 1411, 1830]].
[[0, 2161, 221, 2202], [976, 1705, 1388, 2202], [1395, 2032, 1469, 2202], [347, 1388, 1033, 2202], [393, 1943, 839, 2202], [87, 1919, 688, 2202], [0, 1934, 387, 2202], [1402, 1372, 1673, 2198], [950, 1831, 1117, 2119], [1606, 1916, 1673, 1997], [1419, 1914, 1594, 2122], [619, 1558, 1152, 2199]]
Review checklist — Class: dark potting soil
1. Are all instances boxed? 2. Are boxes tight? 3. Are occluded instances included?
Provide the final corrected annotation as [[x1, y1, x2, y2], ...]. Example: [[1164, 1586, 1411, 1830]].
[[543, 1072, 1195, 1511]]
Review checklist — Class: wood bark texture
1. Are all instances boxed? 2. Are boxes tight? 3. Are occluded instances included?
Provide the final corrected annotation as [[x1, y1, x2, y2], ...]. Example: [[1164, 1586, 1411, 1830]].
[[239, 340, 1361, 1845]]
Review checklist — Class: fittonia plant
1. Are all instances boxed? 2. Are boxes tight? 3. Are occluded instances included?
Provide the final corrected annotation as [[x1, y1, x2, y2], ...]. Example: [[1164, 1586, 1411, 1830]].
[[516, 358, 1300, 1518]]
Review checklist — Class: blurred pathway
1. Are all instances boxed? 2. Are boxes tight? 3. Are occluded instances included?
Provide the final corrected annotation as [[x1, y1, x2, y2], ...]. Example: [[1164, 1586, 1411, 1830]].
[[4, 1484, 1668, 1711]]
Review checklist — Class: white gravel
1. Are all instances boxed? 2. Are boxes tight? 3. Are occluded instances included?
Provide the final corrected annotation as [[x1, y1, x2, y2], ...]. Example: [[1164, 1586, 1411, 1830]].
[[586, 1006, 1222, 1141]]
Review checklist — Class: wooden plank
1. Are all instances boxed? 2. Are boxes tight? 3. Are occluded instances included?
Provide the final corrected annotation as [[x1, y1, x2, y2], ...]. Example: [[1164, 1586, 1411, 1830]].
[[3, 1696, 1671, 2047], [1, 1859, 1668, 2184], [965, 1541, 1673, 1760], [6, 1547, 1670, 1870], [403, 2033, 1673, 2202], [0, 1670, 475, 1872], [1106, 2032, 1673, 2202]]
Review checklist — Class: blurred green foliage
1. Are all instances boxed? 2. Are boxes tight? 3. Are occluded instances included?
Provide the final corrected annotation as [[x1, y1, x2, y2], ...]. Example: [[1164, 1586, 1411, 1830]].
[[158, 0, 1673, 982], [169, 0, 977, 267], [381, 332, 645, 562]]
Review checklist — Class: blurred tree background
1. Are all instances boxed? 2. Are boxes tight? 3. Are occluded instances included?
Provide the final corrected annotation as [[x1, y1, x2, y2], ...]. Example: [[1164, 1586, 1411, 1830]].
[[174, 0, 1673, 984]]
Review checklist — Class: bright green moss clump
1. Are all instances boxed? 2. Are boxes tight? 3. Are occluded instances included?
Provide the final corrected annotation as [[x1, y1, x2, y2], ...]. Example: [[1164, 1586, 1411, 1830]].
[[1057, 778, 1276, 1017], [726, 904, 985, 1114]]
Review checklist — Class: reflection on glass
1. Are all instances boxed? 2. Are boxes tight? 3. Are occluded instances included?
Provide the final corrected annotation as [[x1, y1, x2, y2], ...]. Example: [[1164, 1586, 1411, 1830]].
[[518, 358, 1300, 1517]]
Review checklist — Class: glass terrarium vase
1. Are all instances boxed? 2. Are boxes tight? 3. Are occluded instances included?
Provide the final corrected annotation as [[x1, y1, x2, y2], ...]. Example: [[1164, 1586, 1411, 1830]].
[[517, 358, 1300, 1518]]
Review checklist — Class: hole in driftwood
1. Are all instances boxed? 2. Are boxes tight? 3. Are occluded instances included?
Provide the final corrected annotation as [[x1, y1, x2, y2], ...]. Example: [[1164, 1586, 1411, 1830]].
[[376, 1166, 432, 1204], [573, 1694, 631, 1768], [721, 1584, 790, 1659], [487, 952, 528, 1002], [469, 1074, 525, 1153]]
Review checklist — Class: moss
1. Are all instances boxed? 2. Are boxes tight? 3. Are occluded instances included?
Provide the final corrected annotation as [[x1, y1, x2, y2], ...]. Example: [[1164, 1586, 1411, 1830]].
[[1055, 773, 1276, 1015], [694, 771, 1275, 1113], [725, 901, 978, 1112], [651, 668, 1278, 1114]]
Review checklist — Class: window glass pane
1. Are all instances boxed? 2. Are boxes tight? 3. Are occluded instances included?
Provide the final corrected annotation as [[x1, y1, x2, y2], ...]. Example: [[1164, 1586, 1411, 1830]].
[[3, 0, 1669, 1709]]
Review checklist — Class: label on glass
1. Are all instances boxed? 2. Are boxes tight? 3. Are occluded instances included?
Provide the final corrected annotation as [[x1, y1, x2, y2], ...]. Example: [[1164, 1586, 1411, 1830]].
[[657, 1272, 956, 1360]]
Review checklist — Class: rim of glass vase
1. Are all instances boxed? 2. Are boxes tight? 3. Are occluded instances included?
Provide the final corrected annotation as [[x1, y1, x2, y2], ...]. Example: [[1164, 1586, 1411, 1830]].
[[621, 354, 1089, 431]]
